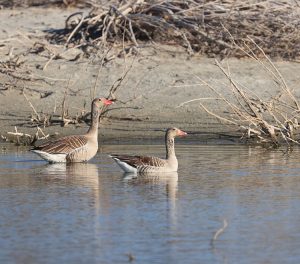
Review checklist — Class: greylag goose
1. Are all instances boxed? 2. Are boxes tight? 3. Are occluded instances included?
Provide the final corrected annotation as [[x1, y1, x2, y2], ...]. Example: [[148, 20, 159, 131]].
[[110, 127, 187, 173], [32, 97, 113, 163]]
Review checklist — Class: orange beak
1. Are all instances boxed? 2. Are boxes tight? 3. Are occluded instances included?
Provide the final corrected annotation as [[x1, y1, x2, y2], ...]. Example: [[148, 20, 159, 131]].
[[103, 99, 114, 105], [177, 129, 187, 136]]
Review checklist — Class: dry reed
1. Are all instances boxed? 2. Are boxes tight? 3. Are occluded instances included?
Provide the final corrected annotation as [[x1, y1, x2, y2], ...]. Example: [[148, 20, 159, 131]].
[[47, 0, 300, 59], [179, 39, 300, 147]]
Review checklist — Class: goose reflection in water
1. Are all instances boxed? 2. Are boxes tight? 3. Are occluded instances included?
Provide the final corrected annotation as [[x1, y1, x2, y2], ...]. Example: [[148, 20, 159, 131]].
[[40, 162, 99, 180], [36, 163, 101, 210], [123, 171, 178, 194], [122, 171, 179, 226], [36, 163, 102, 238]]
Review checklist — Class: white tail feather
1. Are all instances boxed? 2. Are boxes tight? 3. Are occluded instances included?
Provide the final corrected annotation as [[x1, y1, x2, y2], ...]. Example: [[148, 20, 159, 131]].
[[31, 150, 67, 163], [110, 156, 137, 173]]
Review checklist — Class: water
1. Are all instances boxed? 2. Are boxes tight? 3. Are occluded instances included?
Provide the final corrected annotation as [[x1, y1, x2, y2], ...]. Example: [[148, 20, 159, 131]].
[[1, 144, 300, 264]]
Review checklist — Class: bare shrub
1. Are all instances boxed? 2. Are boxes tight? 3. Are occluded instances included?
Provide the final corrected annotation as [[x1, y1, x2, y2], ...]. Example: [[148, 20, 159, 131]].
[[49, 0, 300, 59], [178, 39, 300, 147]]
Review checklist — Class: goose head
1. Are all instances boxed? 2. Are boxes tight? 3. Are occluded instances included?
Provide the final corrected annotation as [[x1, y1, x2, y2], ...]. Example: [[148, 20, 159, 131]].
[[92, 97, 114, 107], [167, 127, 187, 138]]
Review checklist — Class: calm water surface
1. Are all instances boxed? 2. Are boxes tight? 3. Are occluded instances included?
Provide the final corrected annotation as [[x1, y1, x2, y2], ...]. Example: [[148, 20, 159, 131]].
[[1, 144, 300, 264]]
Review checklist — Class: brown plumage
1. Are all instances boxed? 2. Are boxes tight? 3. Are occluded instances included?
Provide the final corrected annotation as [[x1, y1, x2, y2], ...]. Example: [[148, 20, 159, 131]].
[[34, 135, 88, 154], [110, 127, 187, 173], [32, 97, 113, 163], [110, 155, 167, 168]]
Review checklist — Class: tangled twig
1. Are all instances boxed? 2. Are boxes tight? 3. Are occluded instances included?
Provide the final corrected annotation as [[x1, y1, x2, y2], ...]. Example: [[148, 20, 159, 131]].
[[49, 0, 300, 59], [178, 40, 300, 147]]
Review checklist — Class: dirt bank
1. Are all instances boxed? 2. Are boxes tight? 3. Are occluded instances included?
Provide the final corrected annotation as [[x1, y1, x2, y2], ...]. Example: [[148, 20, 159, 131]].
[[1, 7, 300, 144]]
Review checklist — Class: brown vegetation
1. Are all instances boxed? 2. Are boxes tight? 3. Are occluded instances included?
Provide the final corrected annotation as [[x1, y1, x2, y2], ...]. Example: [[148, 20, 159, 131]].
[[48, 0, 300, 59], [179, 39, 300, 148], [1, 1, 300, 146]]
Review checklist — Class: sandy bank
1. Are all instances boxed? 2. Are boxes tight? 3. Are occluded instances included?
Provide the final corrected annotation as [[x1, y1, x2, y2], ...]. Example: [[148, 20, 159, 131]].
[[1, 7, 300, 144]]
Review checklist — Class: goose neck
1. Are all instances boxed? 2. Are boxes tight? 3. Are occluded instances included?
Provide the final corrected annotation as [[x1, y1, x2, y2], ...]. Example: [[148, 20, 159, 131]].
[[165, 133, 175, 159], [87, 104, 100, 137]]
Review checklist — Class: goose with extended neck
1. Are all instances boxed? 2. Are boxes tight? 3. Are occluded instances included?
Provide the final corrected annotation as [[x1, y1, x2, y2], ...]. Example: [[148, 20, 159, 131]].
[[110, 127, 187, 173], [32, 97, 113, 163]]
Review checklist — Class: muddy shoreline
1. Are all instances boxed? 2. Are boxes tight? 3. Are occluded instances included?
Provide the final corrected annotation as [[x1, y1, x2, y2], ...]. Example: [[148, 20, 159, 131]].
[[1, 7, 300, 144]]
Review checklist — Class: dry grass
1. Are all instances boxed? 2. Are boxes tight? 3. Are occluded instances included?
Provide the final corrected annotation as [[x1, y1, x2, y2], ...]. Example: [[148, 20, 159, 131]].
[[179, 39, 300, 147], [0, 54, 135, 145], [1, 126, 49, 145], [47, 0, 300, 59]]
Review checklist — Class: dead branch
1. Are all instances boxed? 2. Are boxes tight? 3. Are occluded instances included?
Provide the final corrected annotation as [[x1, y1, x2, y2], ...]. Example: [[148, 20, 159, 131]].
[[3, 126, 49, 146], [211, 219, 228, 245], [178, 40, 300, 147], [48, 0, 300, 59], [23, 89, 41, 122]]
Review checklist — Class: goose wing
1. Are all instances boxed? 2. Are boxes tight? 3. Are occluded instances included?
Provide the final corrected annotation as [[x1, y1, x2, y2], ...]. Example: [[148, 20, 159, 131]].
[[33, 135, 88, 154], [110, 154, 167, 168]]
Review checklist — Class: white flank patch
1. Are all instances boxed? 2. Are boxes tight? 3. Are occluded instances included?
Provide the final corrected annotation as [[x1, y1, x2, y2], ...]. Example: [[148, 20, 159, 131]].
[[111, 157, 137, 173], [32, 150, 67, 163]]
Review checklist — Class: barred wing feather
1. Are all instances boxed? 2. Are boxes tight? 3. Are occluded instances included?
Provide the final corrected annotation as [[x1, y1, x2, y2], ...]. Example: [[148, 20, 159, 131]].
[[110, 154, 166, 168], [33, 135, 88, 154]]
